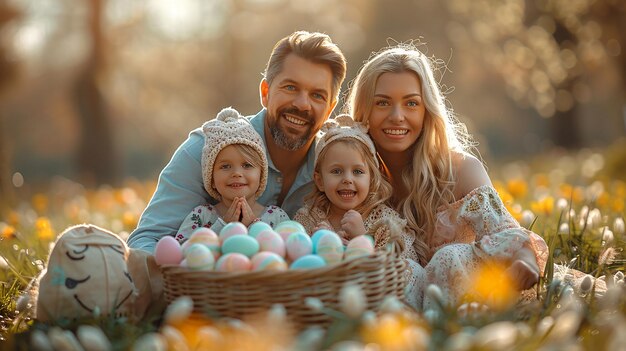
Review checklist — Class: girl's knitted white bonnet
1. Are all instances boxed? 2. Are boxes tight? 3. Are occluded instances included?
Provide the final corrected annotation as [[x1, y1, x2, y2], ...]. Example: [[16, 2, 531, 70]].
[[315, 114, 378, 168], [201, 107, 268, 200]]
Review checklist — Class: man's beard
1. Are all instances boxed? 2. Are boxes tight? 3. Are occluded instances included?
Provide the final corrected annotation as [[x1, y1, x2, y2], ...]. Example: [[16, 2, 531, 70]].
[[268, 107, 313, 151]]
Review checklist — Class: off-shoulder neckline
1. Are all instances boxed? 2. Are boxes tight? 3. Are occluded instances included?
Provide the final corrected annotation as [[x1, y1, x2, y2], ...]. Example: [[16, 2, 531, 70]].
[[438, 184, 496, 212]]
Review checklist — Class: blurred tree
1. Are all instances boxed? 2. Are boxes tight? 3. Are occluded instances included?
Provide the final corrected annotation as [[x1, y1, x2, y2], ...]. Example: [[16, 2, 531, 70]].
[[0, 3, 20, 209], [74, 0, 119, 186], [446, 0, 626, 149]]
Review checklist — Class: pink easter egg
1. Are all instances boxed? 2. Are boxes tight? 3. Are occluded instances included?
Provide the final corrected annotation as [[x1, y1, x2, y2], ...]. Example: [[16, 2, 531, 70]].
[[219, 222, 248, 243], [285, 232, 313, 262], [182, 228, 221, 259], [255, 230, 286, 257], [274, 220, 307, 242], [345, 235, 375, 260], [251, 252, 288, 271], [154, 236, 183, 266], [316, 231, 344, 265], [215, 253, 252, 272]]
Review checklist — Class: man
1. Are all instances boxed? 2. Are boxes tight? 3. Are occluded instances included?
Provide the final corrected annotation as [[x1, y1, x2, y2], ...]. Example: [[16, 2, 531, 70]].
[[127, 31, 347, 253]]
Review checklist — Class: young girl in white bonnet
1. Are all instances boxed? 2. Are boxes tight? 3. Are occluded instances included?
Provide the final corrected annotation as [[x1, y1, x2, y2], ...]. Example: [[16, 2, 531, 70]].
[[294, 115, 427, 309], [176, 107, 289, 242]]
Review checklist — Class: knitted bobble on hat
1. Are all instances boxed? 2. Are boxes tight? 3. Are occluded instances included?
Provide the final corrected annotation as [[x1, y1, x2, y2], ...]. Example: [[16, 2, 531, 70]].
[[201, 107, 268, 200], [315, 114, 378, 168]]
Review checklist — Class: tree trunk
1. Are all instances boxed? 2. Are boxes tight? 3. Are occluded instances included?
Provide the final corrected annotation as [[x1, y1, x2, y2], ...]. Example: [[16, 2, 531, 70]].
[[73, 0, 119, 186]]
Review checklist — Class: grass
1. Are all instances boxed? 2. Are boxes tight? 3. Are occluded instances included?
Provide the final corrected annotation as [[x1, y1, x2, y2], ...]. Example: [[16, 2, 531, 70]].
[[0, 147, 625, 350]]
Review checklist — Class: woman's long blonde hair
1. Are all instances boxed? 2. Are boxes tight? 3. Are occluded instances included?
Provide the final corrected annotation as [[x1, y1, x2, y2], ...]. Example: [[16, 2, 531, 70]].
[[306, 138, 393, 221], [345, 45, 474, 252]]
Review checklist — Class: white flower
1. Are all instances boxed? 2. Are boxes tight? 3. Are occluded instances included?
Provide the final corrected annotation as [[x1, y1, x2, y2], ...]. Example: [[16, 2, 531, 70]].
[[520, 210, 535, 228], [556, 198, 569, 212], [305, 297, 324, 311], [196, 326, 223, 349], [164, 296, 193, 325], [614, 217, 625, 235], [444, 331, 474, 351], [330, 341, 365, 351], [48, 327, 83, 351], [77, 325, 111, 351], [586, 208, 602, 229], [425, 284, 446, 307], [545, 310, 582, 344], [380, 296, 404, 314], [131, 333, 166, 351], [473, 321, 518, 349], [536, 316, 555, 339], [30, 330, 53, 351], [602, 228, 614, 244], [423, 308, 441, 325], [268, 304, 287, 324], [339, 284, 366, 318], [161, 326, 189, 351], [558, 223, 569, 234]]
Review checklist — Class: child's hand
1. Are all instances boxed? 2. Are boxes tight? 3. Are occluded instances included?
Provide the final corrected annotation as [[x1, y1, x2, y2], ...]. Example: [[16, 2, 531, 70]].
[[223, 197, 242, 223], [506, 247, 540, 290], [313, 221, 333, 233], [239, 198, 258, 226], [340, 210, 366, 240]]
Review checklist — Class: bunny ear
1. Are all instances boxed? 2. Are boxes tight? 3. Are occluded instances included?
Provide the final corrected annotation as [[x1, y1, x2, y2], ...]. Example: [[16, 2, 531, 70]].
[[320, 119, 340, 133], [216, 107, 242, 122], [334, 114, 356, 127]]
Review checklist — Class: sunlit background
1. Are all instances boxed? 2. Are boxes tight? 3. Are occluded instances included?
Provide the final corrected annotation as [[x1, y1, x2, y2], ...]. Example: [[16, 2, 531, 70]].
[[1, 0, 625, 197]]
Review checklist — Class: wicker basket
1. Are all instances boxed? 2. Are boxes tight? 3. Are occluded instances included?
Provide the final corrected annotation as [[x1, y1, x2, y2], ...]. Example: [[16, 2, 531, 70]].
[[161, 249, 406, 329]]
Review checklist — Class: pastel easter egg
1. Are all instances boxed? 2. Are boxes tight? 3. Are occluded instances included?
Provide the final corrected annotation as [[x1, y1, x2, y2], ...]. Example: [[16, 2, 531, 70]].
[[290, 254, 327, 269], [222, 235, 260, 258], [182, 228, 221, 259], [251, 252, 288, 271], [215, 253, 252, 272], [311, 229, 336, 253], [185, 243, 215, 270], [248, 221, 273, 238], [255, 230, 286, 257], [219, 222, 248, 243], [315, 231, 344, 265], [285, 232, 313, 262], [274, 220, 307, 242], [345, 235, 375, 260], [155, 236, 183, 266]]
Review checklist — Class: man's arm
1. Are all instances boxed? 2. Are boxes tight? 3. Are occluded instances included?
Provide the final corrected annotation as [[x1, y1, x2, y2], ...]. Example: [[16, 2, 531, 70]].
[[127, 129, 211, 254]]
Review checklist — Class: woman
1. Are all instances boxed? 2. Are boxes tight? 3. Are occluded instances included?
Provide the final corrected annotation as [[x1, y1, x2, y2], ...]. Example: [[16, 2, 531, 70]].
[[344, 45, 549, 309]]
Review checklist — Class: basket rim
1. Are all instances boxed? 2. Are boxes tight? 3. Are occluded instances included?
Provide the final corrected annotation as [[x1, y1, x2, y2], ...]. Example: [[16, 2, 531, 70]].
[[161, 250, 402, 279]]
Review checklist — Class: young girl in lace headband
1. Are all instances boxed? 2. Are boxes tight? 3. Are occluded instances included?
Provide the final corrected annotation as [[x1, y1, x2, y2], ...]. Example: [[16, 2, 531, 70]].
[[294, 114, 427, 309], [176, 107, 289, 242]]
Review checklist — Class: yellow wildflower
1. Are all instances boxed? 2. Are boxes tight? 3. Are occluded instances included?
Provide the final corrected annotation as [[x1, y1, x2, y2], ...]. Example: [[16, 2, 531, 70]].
[[465, 261, 518, 310], [122, 211, 138, 229], [531, 196, 554, 216], [2, 225, 16, 239], [361, 313, 425, 350], [7, 210, 20, 226], [533, 173, 550, 188], [35, 217, 54, 240], [32, 193, 49, 214], [612, 199, 624, 213], [507, 179, 528, 199], [596, 191, 609, 207]]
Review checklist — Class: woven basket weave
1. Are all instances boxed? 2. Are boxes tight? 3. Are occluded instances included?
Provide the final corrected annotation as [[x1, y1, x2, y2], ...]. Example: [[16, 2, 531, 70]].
[[161, 250, 406, 328]]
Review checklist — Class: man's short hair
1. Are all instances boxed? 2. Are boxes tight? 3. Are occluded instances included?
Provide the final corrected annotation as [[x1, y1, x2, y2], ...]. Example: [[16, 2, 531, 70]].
[[263, 31, 347, 102]]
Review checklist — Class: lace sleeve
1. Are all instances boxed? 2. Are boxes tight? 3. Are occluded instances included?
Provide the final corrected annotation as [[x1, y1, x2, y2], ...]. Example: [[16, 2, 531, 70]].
[[364, 205, 421, 263], [293, 205, 322, 235], [455, 185, 549, 274]]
